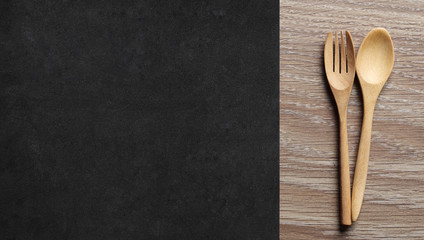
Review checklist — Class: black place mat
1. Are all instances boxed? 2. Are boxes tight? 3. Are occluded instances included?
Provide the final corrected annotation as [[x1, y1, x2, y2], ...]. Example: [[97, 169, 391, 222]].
[[1, 1, 279, 239]]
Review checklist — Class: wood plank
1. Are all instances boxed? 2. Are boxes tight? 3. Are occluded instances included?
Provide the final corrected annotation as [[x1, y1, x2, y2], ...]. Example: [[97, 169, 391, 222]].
[[280, 0, 424, 238]]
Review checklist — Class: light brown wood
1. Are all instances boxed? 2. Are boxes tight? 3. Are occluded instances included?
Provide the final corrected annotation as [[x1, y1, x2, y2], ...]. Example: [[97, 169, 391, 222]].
[[324, 31, 355, 225], [281, 0, 424, 239], [352, 28, 394, 222]]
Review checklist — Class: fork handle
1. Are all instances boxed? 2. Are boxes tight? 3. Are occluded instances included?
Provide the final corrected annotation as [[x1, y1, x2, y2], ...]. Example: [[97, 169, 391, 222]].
[[339, 112, 351, 225], [352, 102, 376, 222]]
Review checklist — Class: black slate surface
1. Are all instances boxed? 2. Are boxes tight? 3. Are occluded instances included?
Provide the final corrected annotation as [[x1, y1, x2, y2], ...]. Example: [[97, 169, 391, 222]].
[[0, 1, 279, 239]]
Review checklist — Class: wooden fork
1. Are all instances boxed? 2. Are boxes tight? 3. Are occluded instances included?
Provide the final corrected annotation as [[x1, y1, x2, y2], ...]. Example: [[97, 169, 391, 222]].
[[324, 31, 355, 225]]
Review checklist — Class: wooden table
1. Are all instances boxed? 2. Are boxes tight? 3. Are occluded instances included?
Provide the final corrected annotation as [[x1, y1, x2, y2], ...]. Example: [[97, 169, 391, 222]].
[[280, 1, 424, 239]]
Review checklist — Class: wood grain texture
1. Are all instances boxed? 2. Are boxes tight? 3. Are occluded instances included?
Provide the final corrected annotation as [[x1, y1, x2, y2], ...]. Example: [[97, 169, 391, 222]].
[[280, 0, 424, 239]]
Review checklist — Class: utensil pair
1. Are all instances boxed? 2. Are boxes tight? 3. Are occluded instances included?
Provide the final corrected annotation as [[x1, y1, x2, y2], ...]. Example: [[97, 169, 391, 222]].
[[324, 29, 394, 225]]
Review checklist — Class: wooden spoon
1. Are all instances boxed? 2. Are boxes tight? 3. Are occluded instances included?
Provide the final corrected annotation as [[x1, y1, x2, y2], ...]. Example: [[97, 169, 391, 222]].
[[324, 31, 355, 225], [352, 28, 394, 222]]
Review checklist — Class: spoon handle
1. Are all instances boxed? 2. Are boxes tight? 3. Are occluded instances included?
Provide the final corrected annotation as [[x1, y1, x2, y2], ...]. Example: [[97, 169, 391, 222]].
[[339, 112, 351, 225], [352, 103, 376, 222]]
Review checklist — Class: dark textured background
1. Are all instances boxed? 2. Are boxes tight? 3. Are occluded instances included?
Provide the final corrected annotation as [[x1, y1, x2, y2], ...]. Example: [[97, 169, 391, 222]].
[[0, 1, 278, 239]]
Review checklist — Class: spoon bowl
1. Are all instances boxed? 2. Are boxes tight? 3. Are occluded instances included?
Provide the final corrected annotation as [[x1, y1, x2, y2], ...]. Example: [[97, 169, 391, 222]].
[[357, 28, 394, 87], [352, 28, 394, 222]]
